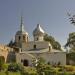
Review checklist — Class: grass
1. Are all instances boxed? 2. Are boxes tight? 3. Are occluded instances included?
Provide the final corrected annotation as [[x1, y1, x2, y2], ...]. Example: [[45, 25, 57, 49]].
[[0, 71, 6, 75], [8, 72, 21, 75], [0, 71, 21, 75]]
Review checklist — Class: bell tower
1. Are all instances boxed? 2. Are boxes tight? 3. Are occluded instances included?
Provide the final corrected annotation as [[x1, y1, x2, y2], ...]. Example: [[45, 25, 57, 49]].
[[15, 16, 29, 48]]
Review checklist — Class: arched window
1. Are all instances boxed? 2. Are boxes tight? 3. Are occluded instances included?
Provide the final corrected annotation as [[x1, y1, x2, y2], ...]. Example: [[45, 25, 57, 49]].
[[19, 36, 21, 40], [27, 37, 28, 42], [37, 38, 38, 41], [23, 36, 25, 40]]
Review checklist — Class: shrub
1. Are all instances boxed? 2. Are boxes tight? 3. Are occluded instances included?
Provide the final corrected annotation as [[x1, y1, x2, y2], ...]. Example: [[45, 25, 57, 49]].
[[8, 63, 23, 72], [44, 70, 56, 75], [2, 64, 9, 71], [23, 67, 37, 75], [64, 65, 74, 71], [0, 56, 5, 71]]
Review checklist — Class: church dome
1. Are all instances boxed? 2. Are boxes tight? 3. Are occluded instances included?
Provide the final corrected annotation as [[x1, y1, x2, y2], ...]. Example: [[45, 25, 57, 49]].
[[16, 30, 28, 35], [33, 24, 45, 36]]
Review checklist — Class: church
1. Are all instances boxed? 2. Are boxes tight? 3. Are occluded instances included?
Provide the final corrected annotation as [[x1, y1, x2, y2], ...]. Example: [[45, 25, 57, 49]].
[[0, 16, 66, 66]]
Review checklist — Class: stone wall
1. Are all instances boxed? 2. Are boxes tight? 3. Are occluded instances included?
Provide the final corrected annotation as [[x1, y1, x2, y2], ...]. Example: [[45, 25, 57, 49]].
[[0, 44, 11, 62], [21, 41, 50, 51], [16, 51, 66, 66]]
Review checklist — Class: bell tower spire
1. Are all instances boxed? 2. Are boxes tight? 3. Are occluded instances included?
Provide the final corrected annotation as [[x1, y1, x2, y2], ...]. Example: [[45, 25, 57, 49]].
[[20, 15, 25, 32], [15, 14, 29, 48]]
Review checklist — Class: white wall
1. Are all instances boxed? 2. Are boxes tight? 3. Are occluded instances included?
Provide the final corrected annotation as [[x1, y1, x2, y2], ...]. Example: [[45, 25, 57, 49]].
[[16, 52, 66, 66], [22, 41, 50, 51], [39, 52, 66, 65], [16, 53, 34, 66]]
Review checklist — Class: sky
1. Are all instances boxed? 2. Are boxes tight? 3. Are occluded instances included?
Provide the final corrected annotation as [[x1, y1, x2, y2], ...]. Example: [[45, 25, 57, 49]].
[[0, 0, 75, 46]]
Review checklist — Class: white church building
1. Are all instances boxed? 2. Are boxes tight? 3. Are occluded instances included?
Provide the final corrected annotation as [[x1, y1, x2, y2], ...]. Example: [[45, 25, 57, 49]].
[[12, 16, 66, 66]]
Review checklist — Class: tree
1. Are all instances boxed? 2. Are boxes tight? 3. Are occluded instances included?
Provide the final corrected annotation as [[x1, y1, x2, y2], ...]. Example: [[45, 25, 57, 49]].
[[44, 34, 61, 50], [65, 32, 75, 52], [8, 40, 16, 48], [65, 13, 75, 52], [8, 40, 14, 47], [53, 41, 61, 50], [67, 13, 75, 25]]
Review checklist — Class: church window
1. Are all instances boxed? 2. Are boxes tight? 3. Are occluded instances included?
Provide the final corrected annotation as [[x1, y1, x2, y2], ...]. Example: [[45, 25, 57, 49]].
[[27, 37, 28, 42], [19, 36, 21, 40], [34, 44, 36, 49], [21, 59, 23, 62], [23, 36, 25, 40], [37, 38, 38, 41]]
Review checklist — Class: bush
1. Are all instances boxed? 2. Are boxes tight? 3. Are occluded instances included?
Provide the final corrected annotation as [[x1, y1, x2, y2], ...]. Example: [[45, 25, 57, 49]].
[[8, 63, 23, 72], [2, 64, 9, 71], [64, 65, 74, 71], [0, 56, 5, 71], [44, 70, 56, 75], [22, 67, 37, 75]]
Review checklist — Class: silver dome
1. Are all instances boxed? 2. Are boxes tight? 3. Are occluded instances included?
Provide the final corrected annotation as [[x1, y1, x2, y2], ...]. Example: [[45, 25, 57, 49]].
[[33, 24, 45, 36]]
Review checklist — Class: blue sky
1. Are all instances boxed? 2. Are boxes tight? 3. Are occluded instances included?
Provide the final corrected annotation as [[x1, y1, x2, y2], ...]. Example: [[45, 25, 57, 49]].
[[0, 0, 75, 46]]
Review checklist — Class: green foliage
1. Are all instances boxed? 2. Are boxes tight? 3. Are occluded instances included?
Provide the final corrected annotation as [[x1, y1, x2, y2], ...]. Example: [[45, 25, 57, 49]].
[[0, 56, 5, 71], [33, 57, 48, 75], [65, 32, 75, 52], [1, 71, 21, 75], [35, 57, 55, 75], [44, 70, 56, 75], [0, 72, 6, 75], [0, 56, 5, 65], [64, 66, 74, 72], [44, 34, 61, 50], [24, 67, 37, 75], [2, 64, 9, 71], [8, 72, 21, 75], [1, 60, 75, 75], [66, 53, 75, 65], [8, 63, 23, 72], [1, 64, 75, 75], [8, 40, 14, 47], [53, 41, 61, 50], [8, 40, 16, 48], [67, 53, 75, 61]]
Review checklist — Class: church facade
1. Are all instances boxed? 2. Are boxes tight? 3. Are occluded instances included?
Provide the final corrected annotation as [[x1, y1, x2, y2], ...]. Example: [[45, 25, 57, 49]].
[[14, 17, 66, 66]]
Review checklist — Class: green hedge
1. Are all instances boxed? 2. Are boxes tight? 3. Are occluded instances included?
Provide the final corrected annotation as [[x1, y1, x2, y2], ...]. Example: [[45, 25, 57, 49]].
[[43, 70, 56, 75]]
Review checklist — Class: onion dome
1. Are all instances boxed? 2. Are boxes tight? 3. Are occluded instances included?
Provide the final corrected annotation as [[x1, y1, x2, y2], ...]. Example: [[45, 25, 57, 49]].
[[33, 24, 45, 36]]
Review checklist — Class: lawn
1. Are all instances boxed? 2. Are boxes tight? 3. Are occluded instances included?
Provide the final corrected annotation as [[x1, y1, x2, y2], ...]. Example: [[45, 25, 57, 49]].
[[0, 71, 21, 75], [0, 71, 6, 75]]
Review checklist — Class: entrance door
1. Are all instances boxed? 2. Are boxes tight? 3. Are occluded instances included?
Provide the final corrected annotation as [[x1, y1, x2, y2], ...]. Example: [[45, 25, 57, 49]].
[[23, 59, 29, 66]]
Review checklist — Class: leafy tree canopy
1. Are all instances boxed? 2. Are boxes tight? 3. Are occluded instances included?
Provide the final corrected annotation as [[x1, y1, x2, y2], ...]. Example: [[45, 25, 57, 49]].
[[44, 34, 61, 50], [65, 32, 75, 52], [65, 32, 75, 47], [7, 39, 16, 48]]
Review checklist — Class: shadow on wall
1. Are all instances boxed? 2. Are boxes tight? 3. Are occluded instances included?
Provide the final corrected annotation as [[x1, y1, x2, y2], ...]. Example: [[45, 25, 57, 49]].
[[66, 53, 75, 65], [6, 51, 16, 63]]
